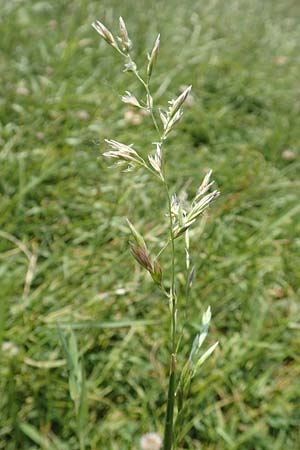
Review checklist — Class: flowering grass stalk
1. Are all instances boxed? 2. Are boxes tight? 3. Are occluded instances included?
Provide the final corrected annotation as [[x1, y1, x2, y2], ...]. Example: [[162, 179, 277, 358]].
[[93, 17, 219, 449]]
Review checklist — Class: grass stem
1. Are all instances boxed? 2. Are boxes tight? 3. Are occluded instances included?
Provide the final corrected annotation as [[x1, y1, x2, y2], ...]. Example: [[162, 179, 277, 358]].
[[163, 354, 176, 450]]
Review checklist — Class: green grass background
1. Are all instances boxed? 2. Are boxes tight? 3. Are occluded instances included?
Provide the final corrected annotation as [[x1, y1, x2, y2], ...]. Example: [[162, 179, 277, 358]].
[[1, 0, 300, 448]]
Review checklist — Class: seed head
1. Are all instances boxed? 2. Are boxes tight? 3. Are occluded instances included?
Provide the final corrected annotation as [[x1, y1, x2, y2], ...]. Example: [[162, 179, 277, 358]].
[[126, 219, 147, 251], [172, 172, 219, 238], [171, 194, 180, 217], [202, 306, 212, 327], [148, 143, 163, 179], [195, 341, 219, 370], [147, 34, 160, 79], [118, 17, 132, 52], [92, 20, 118, 49], [163, 109, 183, 137], [104, 139, 146, 171], [160, 87, 192, 137], [146, 93, 153, 110], [122, 91, 142, 108], [195, 170, 214, 200], [130, 243, 153, 273], [151, 259, 163, 286], [159, 110, 168, 129], [167, 85, 192, 118]]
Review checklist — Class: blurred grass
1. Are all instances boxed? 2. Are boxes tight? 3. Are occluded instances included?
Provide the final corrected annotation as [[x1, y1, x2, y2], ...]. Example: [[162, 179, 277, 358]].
[[1, 0, 300, 448]]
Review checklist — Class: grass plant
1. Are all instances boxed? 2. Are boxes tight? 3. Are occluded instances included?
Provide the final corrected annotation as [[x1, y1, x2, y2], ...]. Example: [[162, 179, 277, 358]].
[[1, 0, 300, 449], [92, 16, 220, 448]]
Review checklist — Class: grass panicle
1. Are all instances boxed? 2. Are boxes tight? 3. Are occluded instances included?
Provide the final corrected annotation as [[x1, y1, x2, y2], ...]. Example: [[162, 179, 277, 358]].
[[92, 16, 219, 449]]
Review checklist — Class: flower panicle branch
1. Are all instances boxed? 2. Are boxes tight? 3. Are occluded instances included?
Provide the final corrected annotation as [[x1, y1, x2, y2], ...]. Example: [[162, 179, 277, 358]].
[[171, 171, 220, 238], [127, 219, 163, 288], [103, 139, 148, 172]]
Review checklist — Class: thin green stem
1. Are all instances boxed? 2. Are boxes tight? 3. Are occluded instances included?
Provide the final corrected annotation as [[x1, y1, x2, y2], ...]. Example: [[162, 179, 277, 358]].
[[135, 73, 160, 136], [162, 179, 177, 450], [133, 61, 177, 449], [133, 68, 148, 89], [145, 84, 160, 135], [160, 147, 177, 449], [164, 183, 176, 351], [125, 54, 160, 136], [163, 354, 176, 450], [155, 239, 171, 260]]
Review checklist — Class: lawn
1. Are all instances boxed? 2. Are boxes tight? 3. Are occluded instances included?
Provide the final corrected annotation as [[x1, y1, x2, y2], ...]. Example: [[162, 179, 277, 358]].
[[1, 0, 300, 449]]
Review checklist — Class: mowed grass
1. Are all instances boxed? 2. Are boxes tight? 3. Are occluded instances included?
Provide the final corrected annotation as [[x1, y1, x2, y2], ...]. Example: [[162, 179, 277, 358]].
[[1, 0, 300, 448]]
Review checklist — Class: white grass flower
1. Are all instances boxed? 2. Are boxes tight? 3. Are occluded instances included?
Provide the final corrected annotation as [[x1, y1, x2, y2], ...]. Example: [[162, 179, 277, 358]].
[[160, 86, 192, 137], [172, 171, 219, 238], [188, 190, 220, 221], [147, 34, 160, 79], [192, 307, 212, 353], [202, 306, 212, 327], [121, 91, 142, 108], [104, 139, 137, 159], [171, 194, 180, 217], [159, 110, 168, 128], [174, 190, 219, 235], [195, 341, 219, 370], [195, 169, 214, 199], [118, 16, 132, 52], [167, 85, 192, 118], [140, 432, 162, 450], [104, 139, 146, 171], [187, 306, 217, 378], [92, 20, 118, 49], [163, 109, 183, 137], [179, 84, 195, 107], [148, 143, 163, 179]]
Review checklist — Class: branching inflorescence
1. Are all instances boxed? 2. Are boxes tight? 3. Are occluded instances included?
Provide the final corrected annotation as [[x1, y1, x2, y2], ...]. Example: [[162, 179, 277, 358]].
[[93, 17, 220, 450]]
